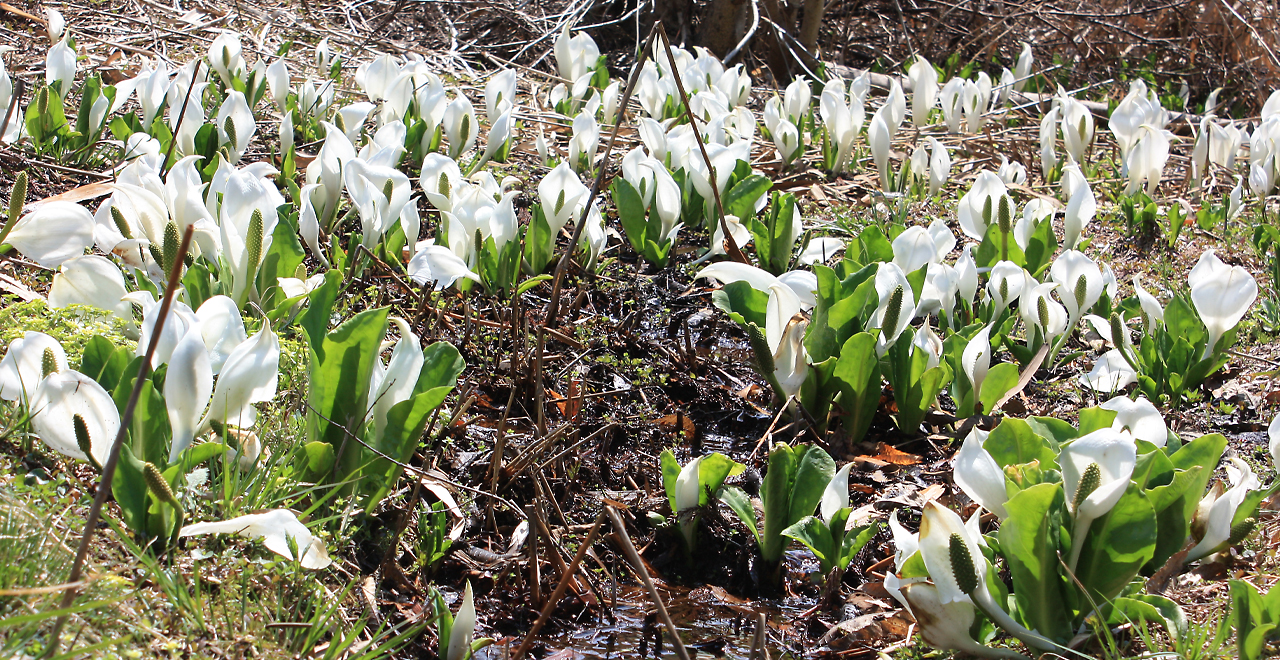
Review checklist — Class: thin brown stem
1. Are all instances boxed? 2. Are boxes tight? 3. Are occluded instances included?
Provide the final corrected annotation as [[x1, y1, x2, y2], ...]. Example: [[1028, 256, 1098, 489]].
[[605, 505, 692, 660], [545, 27, 659, 325], [510, 511, 606, 660], [655, 23, 750, 265], [44, 225, 194, 657]]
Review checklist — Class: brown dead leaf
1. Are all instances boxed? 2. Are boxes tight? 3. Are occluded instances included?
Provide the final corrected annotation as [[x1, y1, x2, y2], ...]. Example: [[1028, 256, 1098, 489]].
[[873, 443, 921, 466], [27, 182, 114, 211], [857, 443, 920, 468], [563, 378, 582, 420], [655, 412, 696, 440]]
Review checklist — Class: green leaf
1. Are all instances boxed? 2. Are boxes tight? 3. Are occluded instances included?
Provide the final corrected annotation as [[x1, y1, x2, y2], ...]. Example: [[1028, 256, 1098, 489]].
[[761, 443, 798, 563], [722, 174, 772, 222], [984, 418, 1058, 469], [1023, 216, 1059, 277], [79, 336, 130, 392], [1109, 595, 1188, 646], [799, 356, 841, 434], [306, 307, 389, 482], [805, 263, 876, 363], [111, 444, 150, 539], [999, 483, 1072, 642], [1027, 416, 1080, 446], [612, 178, 649, 252], [696, 452, 747, 506], [172, 442, 229, 470], [1168, 433, 1227, 525], [256, 212, 307, 313], [781, 516, 835, 571], [112, 365, 170, 467], [711, 281, 769, 329], [975, 221, 1026, 268], [365, 342, 466, 506], [838, 522, 879, 571], [719, 485, 759, 543], [857, 226, 894, 264], [1073, 483, 1157, 605], [523, 205, 555, 274], [301, 441, 336, 480], [977, 362, 1020, 415], [833, 333, 881, 444], [515, 274, 552, 296], [182, 260, 216, 312], [660, 450, 681, 508], [788, 445, 835, 525], [297, 270, 343, 352], [1076, 407, 1118, 435]]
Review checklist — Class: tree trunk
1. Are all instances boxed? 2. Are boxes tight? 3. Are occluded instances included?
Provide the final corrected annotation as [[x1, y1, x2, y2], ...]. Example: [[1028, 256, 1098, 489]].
[[700, 0, 748, 58], [798, 0, 825, 55]]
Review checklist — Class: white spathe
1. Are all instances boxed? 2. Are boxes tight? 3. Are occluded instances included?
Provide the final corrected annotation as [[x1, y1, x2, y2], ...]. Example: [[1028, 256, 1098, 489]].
[[181, 509, 332, 569]]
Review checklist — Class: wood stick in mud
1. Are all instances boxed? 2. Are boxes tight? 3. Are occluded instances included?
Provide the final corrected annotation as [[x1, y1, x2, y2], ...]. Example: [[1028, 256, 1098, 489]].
[[510, 511, 607, 660], [605, 505, 693, 660]]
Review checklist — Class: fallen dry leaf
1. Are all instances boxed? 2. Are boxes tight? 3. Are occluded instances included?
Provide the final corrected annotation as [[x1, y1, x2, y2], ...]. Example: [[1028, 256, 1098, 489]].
[[655, 412, 696, 440]]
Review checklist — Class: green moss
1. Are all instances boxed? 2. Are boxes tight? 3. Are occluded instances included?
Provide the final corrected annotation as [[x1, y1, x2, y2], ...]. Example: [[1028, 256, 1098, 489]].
[[0, 298, 134, 364]]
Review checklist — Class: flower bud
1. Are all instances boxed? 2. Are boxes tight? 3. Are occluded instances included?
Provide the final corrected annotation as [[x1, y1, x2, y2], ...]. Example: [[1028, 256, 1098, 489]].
[[997, 196, 1011, 235], [949, 533, 979, 595], [1074, 275, 1089, 311], [1228, 517, 1257, 546], [111, 206, 133, 240], [163, 221, 181, 279], [42, 347, 60, 378], [883, 285, 904, 339], [247, 209, 264, 271], [223, 116, 237, 150], [73, 413, 102, 471], [747, 322, 776, 377], [144, 462, 182, 510], [1073, 462, 1101, 512]]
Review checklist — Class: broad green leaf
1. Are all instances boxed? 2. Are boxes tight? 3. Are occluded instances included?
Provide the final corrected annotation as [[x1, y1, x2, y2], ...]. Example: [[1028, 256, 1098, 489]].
[[760, 443, 799, 563], [697, 452, 747, 506], [660, 449, 681, 507], [834, 333, 881, 444], [301, 441, 335, 480], [1023, 216, 1058, 277], [978, 361, 1020, 415], [1109, 595, 1187, 646], [111, 443, 149, 539], [1077, 407, 1118, 435], [298, 270, 343, 352], [307, 307, 389, 482], [80, 336, 131, 392], [1027, 416, 1079, 446], [1074, 483, 1157, 605], [781, 516, 835, 569], [839, 522, 879, 571], [857, 226, 894, 264], [984, 418, 1057, 469], [999, 483, 1072, 642], [722, 174, 772, 222], [788, 445, 835, 525], [612, 178, 649, 252], [1168, 433, 1227, 525], [711, 281, 769, 329], [365, 342, 466, 505], [719, 485, 759, 542]]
